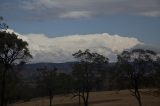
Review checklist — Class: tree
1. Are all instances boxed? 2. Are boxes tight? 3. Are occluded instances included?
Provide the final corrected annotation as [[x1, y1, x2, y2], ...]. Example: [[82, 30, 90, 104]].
[[56, 73, 73, 94], [116, 49, 157, 106], [0, 31, 32, 106], [72, 49, 108, 106], [36, 67, 58, 106], [154, 56, 160, 89]]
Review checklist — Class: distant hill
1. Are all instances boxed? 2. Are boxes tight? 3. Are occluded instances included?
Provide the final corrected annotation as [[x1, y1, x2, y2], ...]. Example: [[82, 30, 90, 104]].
[[20, 62, 74, 80], [19, 62, 115, 80], [23, 62, 73, 72]]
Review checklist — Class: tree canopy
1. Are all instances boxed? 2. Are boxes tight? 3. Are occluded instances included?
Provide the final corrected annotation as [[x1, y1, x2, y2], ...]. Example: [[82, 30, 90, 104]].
[[0, 31, 32, 65], [116, 49, 157, 106], [0, 31, 32, 106]]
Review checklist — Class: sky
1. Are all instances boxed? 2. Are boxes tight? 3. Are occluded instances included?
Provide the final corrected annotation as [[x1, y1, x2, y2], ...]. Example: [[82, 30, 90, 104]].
[[1, 0, 160, 63]]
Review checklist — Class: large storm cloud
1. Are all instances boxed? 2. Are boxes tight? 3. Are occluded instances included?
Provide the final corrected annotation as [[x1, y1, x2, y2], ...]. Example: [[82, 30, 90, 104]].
[[6, 29, 143, 63]]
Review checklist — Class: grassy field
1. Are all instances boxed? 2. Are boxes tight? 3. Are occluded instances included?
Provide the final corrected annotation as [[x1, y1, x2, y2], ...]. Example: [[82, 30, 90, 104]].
[[13, 89, 160, 106]]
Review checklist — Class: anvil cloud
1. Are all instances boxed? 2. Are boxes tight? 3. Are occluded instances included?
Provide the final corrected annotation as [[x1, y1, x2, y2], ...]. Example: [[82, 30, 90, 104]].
[[6, 29, 143, 63]]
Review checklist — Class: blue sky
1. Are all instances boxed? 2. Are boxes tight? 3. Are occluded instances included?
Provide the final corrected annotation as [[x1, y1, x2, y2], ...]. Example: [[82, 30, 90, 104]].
[[1, 0, 160, 62], [8, 16, 160, 45], [1, 0, 160, 44]]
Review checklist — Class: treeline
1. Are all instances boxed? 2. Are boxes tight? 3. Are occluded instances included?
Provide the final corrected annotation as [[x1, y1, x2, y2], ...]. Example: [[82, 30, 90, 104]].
[[0, 17, 160, 106], [0, 48, 160, 106]]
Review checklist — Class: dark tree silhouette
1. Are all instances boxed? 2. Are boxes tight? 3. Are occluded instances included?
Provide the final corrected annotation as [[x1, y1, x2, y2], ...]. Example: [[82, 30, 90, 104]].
[[72, 49, 108, 106], [154, 56, 160, 89], [57, 73, 73, 94], [37, 67, 58, 106], [116, 49, 157, 106], [0, 31, 32, 106]]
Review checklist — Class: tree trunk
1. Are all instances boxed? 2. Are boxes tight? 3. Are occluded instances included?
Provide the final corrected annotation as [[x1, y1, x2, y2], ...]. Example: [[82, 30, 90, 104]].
[[138, 98, 142, 106], [85, 91, 89, 106], [82, 92, 87, 106], [136, 89, 142, 106], [49, 96, 53, 106], [83, 91, 89, 106], [0, 67, 7, 106], [78, 90, 81, 105], [134, 78, 142, 106], [84, 101, 88, 106]]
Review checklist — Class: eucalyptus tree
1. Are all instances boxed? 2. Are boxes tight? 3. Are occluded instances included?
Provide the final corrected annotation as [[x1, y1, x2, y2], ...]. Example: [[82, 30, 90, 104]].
[[72, 49, 108, 106], [0, 31, 32, 106], [116, 49, 157, 106]]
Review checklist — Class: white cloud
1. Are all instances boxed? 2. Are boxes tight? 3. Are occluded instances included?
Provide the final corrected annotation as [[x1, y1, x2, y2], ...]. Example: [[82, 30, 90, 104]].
[[5, 29, 143, 63], [59, 11, 92, 19]]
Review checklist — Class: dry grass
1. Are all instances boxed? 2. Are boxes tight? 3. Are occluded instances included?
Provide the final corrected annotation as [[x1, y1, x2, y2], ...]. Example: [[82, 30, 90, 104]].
[[13, 89, 160, 106]]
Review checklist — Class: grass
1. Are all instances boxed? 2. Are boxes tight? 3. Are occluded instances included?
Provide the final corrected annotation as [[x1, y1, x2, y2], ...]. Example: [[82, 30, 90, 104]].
[[13, 89, 160, 106]]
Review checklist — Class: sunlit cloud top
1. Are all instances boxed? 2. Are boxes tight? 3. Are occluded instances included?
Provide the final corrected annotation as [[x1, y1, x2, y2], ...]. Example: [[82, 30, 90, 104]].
[[5, 29, 143, 63]]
